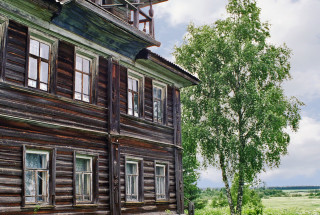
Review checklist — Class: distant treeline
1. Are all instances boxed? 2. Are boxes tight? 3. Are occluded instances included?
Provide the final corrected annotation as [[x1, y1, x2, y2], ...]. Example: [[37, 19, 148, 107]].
[[267, 186, 320, 190]]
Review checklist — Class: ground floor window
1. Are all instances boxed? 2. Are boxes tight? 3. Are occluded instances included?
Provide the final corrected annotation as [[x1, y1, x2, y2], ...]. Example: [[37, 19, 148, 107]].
[[155, 164, 166, 200], [25, 150, 49, 204], [126, 160, 139, 201], [75, 155, 93, 202]]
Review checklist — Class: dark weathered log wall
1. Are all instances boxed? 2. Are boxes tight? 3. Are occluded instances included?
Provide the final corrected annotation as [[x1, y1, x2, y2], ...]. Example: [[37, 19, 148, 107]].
[[4, 21, 27, 86], [0, 117, 110, 214], [119, 137, 177, 214]]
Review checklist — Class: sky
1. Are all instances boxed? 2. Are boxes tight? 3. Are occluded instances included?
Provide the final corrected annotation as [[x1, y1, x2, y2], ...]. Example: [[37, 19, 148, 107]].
[[150, 0, 320, 188]]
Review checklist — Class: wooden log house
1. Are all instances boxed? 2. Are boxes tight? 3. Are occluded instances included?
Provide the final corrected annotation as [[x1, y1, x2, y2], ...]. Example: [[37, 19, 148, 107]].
[[0, 0, 199, 214]]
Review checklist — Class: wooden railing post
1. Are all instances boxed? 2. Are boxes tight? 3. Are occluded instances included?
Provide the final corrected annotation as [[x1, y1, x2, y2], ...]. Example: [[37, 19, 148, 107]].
[[149, 0, 154, 38], [133, 0, 140, 28]]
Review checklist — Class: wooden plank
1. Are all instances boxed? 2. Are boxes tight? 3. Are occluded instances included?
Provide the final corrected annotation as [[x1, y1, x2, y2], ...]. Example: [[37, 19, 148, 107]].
[[52, 148, 57, 206], [0, 19, 8, 81], [21, 145, 26, 207], [94, 155, 100, 204], [72, 150, 76, 206]]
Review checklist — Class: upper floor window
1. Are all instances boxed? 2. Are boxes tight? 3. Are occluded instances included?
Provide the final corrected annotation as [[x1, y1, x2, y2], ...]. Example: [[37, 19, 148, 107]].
[[153, 82, 166, 124], [25, 150, 49, 204], [28, 39, 50, 91], [76, 155, 93, 202], [128, 77, 139, 117], [75, 55, 91, 103]]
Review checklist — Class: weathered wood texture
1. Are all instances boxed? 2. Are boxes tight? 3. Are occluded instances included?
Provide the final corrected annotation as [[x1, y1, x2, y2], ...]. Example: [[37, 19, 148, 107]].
[[119, 137, 177, 214], [4, 20, 27, 86], [57, 41, 74, 99], [144, 77, 153, 122], [98, 57, 109, 107], [0, 119, 110, 214], [119, 65, 128, 114]]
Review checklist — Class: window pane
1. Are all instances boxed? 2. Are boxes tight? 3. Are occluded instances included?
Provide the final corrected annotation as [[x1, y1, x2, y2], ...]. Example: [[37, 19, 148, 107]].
[[28, 57, 38, 80], [153, 87, 156, 97], [76, 173, 80, 195], [40, 83, 48, 91], [40, 43, 50, 60], [26, 153, 46, 169], [76, 158, 91, 172], [83, 95, 89, 103], [131, 176, 136, 196], [157, 88, 162, 99], [26, 171, 36, 202], [30, 39, 39, 56], [83, 74, 90, 95], [128, 91, 133, 115], [128, 78, 132, 90], [156, 166, 165, 176], [84, 174, 91, 198], [126, 163, 137, 174], [75, 72, 82, 93], [28, 79, 37, 88], [134, 93, 138, 117], [37, 171, 46, 202], [83, 59, 90, 74], [132, 79, 138, 92], [153, 101, 158, 120], [158, 101, 162, 121], [76, 56, 82, 71], [75, 92, 81, 100], [40, 62, 49, 83]]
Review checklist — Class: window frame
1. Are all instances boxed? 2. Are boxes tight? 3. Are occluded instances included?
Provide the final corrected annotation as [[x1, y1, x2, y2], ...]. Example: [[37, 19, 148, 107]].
[[73, 151, 99, 206], [125, 160, 139, 201], [127, 70, 144, 118], [25, 29, 58, 93], [73, 48, 99, 104], [125, 156, 144, 203], [27, 38, 51, 92], [154, 161, 169, 202], [22, 145, 56, 207], [75, 154, 93, 203], [152, 81, 167, 124]]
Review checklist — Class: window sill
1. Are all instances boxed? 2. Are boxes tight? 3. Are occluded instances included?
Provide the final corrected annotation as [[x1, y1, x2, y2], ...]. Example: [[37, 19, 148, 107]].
[[22, 204, 55, 210], [125, 201, 145, 206], [74, 204, 98, 208], [155, 200, 170, 204]]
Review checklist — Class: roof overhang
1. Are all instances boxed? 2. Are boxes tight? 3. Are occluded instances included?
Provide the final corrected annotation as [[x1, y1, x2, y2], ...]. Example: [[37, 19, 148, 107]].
[[136, 49, 200, 88]]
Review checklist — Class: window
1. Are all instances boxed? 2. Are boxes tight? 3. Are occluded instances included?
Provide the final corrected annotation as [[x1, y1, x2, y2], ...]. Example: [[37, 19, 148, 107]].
[[25, 150, 49, 204], [128, 77, 139, 117], [153, 82, 166, 123], [154, 162, 169, 201], [75, 55, 91, 102], [155, 164, 166, 200], [125, 157, 144, 203], [126, 161, 139, 201], [75, 155, 92, 202], [28, 39, 50, 91]]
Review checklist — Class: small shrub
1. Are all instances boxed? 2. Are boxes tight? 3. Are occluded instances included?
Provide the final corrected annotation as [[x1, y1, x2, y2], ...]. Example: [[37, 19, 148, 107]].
[[211, 191, 228, 208], [194, 198, 208, 210]]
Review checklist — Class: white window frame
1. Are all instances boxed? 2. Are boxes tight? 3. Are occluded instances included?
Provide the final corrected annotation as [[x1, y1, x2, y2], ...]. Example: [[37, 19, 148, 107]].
[[127, 70, 144, 117], [155, 164, 166, 200], [153, 80, 167, 124], [25, 150, 50, 205], [74, 54, 92, 103], [27, 37, 52, 92], [125, 160, 139, 202], [75, 154, 93, 203]]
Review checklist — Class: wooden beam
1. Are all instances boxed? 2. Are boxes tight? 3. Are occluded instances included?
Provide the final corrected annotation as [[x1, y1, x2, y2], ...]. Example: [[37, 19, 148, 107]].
[[0, 19, 8, 81]]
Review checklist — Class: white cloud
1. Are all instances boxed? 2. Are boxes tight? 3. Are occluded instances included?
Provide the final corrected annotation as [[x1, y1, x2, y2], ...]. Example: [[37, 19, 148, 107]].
[[260, 116, 320, 181], [154, 0, 227, 26]]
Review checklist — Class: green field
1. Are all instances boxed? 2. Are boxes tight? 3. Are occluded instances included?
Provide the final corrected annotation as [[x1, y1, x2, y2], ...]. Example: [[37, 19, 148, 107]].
[[263, 196, 320, 210]]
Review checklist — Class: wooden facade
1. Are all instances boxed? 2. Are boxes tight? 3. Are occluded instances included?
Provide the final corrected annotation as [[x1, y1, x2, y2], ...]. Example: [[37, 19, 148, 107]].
[[0, 0, 199, 214]]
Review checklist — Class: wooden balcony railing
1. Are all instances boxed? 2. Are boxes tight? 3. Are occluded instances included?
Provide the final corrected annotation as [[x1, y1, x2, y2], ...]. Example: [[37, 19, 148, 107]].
[[91, 0, 155, 38]]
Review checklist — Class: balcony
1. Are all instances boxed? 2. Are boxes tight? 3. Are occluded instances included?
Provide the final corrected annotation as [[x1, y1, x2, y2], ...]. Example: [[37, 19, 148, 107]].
[[88, 0, 167, 39]]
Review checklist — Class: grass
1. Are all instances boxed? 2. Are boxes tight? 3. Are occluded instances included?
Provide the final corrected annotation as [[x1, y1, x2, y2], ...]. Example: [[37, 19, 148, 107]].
[[263, 196, 320, 210]]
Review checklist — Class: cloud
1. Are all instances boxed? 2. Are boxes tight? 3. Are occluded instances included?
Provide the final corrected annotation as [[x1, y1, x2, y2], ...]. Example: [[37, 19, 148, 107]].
[[154, 0, 228, 26], [260, 116, 320, 183]]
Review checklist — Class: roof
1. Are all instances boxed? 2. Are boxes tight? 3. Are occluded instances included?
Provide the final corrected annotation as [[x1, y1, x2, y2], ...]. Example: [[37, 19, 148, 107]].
[[56, 0, 168, 7], [136, 49, 200, 87]]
